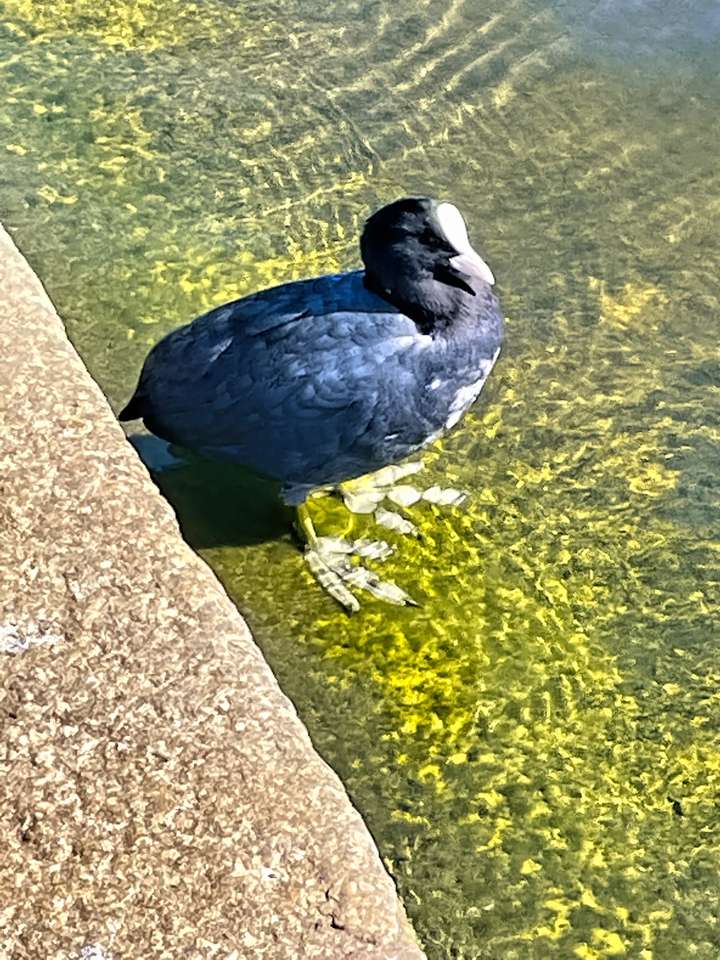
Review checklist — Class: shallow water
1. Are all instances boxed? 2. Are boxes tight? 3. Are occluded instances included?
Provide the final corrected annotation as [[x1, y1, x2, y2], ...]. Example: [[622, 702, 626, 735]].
[[1, 0, 719, 955]]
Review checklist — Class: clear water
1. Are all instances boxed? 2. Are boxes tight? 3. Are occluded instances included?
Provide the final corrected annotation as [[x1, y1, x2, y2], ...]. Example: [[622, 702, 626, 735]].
[[1, 1, 719, 956]]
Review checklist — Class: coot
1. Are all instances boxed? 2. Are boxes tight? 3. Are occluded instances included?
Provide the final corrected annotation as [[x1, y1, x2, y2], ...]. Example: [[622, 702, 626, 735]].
[[120, 197, 503, 609]]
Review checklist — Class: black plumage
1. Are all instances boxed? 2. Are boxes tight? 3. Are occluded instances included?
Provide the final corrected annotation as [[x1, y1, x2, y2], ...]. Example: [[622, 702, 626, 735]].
[[120, 197, 503, 505]]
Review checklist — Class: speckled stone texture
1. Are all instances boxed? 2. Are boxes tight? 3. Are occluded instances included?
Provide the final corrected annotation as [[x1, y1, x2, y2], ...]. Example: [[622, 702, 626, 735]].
[[0, 224, 425, 960]]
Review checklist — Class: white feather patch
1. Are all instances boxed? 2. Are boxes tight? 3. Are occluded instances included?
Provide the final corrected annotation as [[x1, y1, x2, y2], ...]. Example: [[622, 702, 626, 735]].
[[444, 347, 501, 430]]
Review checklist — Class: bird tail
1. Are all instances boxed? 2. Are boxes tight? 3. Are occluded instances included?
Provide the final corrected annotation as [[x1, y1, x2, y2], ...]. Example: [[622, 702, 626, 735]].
[[118, 389, 146, 421]]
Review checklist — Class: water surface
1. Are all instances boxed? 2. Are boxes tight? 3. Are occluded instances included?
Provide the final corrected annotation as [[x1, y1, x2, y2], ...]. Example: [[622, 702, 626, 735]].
[[1, 1, 719, 956]]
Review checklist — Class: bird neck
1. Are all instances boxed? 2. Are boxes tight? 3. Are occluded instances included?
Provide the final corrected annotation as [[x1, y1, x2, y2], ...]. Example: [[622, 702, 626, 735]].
[[363, 270, 476, 337]]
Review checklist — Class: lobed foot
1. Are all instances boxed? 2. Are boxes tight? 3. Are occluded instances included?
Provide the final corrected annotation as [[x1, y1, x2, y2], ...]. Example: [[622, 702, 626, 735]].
[[304, 535, 417, 612], [296, 463, 464, 610], [338, 461, 467, 536]]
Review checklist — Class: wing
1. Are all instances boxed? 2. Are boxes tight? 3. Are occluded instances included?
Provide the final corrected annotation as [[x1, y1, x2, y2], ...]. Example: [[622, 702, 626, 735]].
[[126, 271, 430, 482]]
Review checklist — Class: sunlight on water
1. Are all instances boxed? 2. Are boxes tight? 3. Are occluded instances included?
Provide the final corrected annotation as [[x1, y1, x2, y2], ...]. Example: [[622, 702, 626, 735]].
[[1, 0, 719, 955]]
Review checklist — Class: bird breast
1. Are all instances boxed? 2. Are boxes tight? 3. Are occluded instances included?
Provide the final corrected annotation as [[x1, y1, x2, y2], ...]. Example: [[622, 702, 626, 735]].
[[432, 346, 501, 432]]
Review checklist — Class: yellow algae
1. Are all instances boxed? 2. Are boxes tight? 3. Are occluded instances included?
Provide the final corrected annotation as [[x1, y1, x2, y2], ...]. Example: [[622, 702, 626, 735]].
[[596, 280, 669, 329], [581, 889, 605, 912], [417, 763, 444, 781], [1, 0, 269, 51], [392, 809, 432, 826], [537, 895, 574, 939], [36, 185, 78, 205], [575, 946, 600, 959], [291, 269, 720, 956], [592, 929, 627, 955], [476, 816, 513, 852], [492, 80, 516, 110]]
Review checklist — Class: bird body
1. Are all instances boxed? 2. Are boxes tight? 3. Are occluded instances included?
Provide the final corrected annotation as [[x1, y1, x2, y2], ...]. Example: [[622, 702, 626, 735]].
[[121, 197, 505, 608], [121, 267, 502, 501]]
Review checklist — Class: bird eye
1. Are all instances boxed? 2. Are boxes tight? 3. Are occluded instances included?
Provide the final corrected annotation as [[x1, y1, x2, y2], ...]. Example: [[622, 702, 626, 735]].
[[421, 227, 442, 248]]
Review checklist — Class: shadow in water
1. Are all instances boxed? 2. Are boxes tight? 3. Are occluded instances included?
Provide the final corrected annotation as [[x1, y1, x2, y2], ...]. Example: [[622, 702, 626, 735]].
[[129, 433, 291, 550]]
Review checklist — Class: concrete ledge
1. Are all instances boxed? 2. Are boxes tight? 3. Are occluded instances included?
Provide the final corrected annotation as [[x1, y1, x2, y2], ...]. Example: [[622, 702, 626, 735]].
[[0, 223, 424, 960]]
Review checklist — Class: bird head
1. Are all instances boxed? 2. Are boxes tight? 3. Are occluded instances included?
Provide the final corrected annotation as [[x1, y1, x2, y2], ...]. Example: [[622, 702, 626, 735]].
[[360, 196, 494, 331]]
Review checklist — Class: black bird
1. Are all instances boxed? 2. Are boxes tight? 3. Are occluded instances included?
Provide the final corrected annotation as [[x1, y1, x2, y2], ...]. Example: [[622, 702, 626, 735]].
[[120, 197, 504, 609]]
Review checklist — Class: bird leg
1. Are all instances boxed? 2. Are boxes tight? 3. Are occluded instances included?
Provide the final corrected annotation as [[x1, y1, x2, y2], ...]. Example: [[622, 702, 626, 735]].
[[338, 461, 467, 535], [296, 503, 416, 612]]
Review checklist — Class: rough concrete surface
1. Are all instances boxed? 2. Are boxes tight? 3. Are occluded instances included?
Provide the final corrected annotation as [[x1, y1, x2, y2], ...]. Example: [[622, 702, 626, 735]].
[[0, 223, 425, 960]]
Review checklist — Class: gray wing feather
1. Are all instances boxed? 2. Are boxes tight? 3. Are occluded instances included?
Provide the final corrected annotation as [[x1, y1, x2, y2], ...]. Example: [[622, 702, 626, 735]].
[[132, 272, 422, 481]]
